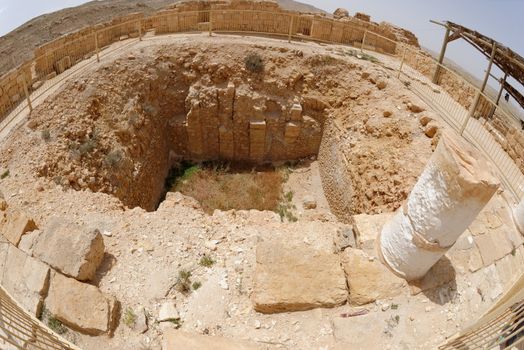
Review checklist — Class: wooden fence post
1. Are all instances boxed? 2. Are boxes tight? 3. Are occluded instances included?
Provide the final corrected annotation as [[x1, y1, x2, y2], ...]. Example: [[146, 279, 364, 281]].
[[209, 11, 213, 36], [95, 32, 100, 63], [361, 30, 367, 52], [19, 73, 32, 113], [288, 15, 294, 43], [397, 47, 407, 79], [461, 42, 497, 135]]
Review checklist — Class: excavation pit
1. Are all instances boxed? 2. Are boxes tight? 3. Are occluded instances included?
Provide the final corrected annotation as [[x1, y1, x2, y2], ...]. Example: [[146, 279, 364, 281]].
[[30, 40, 434, 220]]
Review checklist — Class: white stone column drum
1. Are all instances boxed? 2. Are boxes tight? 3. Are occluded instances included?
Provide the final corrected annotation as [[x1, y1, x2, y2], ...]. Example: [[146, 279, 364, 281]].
[[377, 132, 499, 281], [514, 199, 524, 234]]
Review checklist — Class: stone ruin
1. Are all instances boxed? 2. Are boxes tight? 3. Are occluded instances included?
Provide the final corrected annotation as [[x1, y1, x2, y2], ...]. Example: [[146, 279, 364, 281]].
[[0, 1, 522, 350]]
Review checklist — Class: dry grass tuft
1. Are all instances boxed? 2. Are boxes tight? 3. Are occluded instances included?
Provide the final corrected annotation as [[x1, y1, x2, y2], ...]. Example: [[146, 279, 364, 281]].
[[171, 164, 283, 214]]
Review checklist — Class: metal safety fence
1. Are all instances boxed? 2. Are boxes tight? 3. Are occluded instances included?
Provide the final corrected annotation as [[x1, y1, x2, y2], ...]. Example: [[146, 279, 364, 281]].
[[0, 285, 79, 350], [439, 275, 524, 350]]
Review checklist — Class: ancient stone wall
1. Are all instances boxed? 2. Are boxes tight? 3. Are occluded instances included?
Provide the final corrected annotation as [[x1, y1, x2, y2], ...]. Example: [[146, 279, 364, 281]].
[[0, 63, 32, 122]]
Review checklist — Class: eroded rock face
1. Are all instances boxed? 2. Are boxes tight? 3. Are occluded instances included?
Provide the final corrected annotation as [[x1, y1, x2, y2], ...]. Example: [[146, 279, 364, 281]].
[[31, 218, 104, 281], [45, 271, 117, 335], [252, 222, 347, 313]]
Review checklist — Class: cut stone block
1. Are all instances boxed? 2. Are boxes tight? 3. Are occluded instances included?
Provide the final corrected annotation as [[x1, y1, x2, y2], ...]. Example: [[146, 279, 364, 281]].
[[1, 245, 49, 316], [18, 229, 40, 256], [284, 122, 300, 144], [341, 248, 406, 305], [1, 210, 37, 246], [252, 222, 347, 313], [32, 218, 104, 281], [249, 120, 266, 160], [162, 330, 259, 350], [475, 229, 513, 266], [289, 103, 303, 121], [45, 271, 117, 335], [352, 213, 394, 251]]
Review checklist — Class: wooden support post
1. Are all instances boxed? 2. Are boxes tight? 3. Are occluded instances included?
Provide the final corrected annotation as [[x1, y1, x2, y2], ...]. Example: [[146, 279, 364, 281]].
[[208, 11, 212, 36], [288, 15, 294, 43], [461, 42, 497, 135], [19, 75, 32, 113], [95, 32, 100, 63], [488, 73, 508, 120], [495, 73, 508, 106], [397, 47, 407, 79], [361, 30, 367, 52], [432, 27, 450, 84]]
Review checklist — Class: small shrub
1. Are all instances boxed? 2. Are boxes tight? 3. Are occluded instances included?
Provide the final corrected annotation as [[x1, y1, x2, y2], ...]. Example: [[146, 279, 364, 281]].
[[105, 149, 123, 168], [199, 255, 215, 268], [175, 270, 192, 294], [0, 170, 9, 179], [276, 190, 297, 222], [245, 53, 264, 73], [41, 129, 51, 141], [192, 281, 202, 290], [41, 307, 67, 335], [391, 304, 399, 310], [167, 318, 182, 328], [78, 138, 97, 155], [123, 307, 137, 328]]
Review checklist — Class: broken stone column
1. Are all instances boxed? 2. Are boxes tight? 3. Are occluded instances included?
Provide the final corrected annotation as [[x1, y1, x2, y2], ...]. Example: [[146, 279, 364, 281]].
[[513, 199, 524, 234], [378, 133, 499, 281]]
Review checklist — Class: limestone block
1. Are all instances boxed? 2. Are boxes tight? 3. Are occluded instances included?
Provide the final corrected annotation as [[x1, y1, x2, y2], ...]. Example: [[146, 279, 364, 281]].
[[289, 103, 302, 121], [341, 248, 407, 305], [474, 229, 513, 266], [249, 120, 266, 160], [45, 271, 117, 335], [284, 122, 300, 144], [1, 210, 37, 246], [32, 218, 104, 281], [162, 330, 260, 350], [353, 212, 394, 251], [219, 126, 234, 159], [2, 245, 49, 316], [54, 56, 72, 74], [252, 223, 347, 313]]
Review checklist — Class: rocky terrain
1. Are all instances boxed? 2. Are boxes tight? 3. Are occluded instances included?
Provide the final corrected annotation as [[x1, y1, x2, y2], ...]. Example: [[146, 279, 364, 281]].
[[0, 2, 522, 350]]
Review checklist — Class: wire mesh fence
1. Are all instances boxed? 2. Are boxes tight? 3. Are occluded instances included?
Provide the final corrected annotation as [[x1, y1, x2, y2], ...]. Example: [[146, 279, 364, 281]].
[[0, 286, 79, 350]]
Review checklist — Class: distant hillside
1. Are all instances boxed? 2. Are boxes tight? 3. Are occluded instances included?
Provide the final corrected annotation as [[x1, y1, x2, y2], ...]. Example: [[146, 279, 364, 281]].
[[0, 0, 326, 76]]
